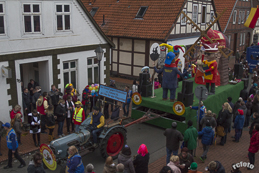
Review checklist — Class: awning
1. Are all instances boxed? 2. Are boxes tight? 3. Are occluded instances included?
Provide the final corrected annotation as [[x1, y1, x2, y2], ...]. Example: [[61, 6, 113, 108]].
[[167, 36, 199, 46]]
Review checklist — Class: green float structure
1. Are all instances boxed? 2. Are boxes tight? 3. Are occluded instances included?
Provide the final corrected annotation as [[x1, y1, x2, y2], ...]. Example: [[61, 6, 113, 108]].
[[131, 78, 244, 134]]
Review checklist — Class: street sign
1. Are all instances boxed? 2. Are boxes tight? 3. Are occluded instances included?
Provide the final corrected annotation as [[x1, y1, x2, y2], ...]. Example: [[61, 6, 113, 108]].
[[194, 85, 208, 101], [150, 43, 160, 61]]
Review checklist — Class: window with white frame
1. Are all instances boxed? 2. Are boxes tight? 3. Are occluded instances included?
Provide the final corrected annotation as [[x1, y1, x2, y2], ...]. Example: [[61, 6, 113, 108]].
[[210, 11, 214, 24], [242, 11, 245, 24], [23, 4, 41, 33], [240, 33, 243, 46], [233, 10, 237, 24], [243, 33, 245, 45], [181, 9, 187, 25], [238, 11, 241, 24], [0, 3, 5, 34], [63, 61, 77, 88], [56, 4, 71, 31], [201, 5, 206, 24], [87, 58, 99, 85], [246, 11, 249, 21], [193, 4, 198, 24]]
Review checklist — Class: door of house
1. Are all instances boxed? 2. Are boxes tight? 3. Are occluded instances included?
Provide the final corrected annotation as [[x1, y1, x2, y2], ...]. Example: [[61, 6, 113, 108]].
[[233, 33, 237, 54]]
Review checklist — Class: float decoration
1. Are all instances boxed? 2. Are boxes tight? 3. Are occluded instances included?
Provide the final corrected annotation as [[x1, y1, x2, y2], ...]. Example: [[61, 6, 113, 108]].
[[84, 84, 99, 97], [40, 144, 57, 171], [132, 92, 142, 105]]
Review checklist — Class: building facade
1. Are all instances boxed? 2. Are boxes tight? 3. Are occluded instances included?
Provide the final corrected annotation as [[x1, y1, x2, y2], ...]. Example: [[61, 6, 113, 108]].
[[84, 0, 220, 78], [0, 0, 113, 123]]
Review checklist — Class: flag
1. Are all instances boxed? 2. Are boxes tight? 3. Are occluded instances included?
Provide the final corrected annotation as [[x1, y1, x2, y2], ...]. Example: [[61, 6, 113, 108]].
[[244, 8, 259, 29]]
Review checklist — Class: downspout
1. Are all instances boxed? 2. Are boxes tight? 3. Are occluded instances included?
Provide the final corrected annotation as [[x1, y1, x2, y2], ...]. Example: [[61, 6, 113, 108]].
[[223, 0, 238, 33]]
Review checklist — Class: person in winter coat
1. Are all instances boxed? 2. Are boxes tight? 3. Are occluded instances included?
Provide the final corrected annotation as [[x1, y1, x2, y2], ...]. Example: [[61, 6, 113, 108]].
[[66, 96, 75, 134], [247, 125, 259, 170], [249, 113, 259, 137], [159, 166, 173, 173], [164, 122, 183, 164], [116, 164, 124, 173], [233, 109, 245, 142], [118, 145, 135, 173], [200, 110, 217, 130], [37, 93, 49, 134], [198, 122, 214, 162], [63, 86, 78, 103], [66, 146, 84, 173], [81, 87, 90, 116], [13, 114, 22, 145], [28, 79, 39, 96], [133, 144, 149, 173], [183, 120, 198, 156], [23, 88, 31, 122], [28, 110, 41, 147], [207, 161, 225, 173], [10, 105, 22, 121], [227, 97, 234, 111], [49, 85, 62, 112], [245, 98, 253, 127], [190, 101, 206, 131], [167, 155, 181, 173], [55, 99, 66, 138], [233, 97, 242, 122], [3, 123, 26, 169], [249, 83, 257, 97], [252, 91, 259, 113], [45, 105, 56, 142], [103, 156, 116, 173], [32, 86, 41, 109], [27, 152, 46, 173], [239, 101, 247, 120], [178, 147, 194, 173], [217, 102, 232, 146]]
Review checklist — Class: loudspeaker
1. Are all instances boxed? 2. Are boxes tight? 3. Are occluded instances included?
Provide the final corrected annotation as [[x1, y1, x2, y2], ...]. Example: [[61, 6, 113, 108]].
[[242, 78, 249, 89], [182, 80, 193, 95], [139, 73, 151, 85], [138, 84, 152, 97], [234, 64, 243, 79], [177, 92, 194, 107]]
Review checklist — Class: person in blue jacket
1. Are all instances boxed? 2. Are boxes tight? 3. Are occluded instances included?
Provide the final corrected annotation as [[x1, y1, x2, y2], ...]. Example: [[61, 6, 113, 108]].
[[66, 145, 84, 173], [233, 109, 245, 142], [190, 101, 207, 131], [198, 122, 214, 162], [123, 86, 132, 117], [3, 122, 26, 169], [154, 52, 191, 102]]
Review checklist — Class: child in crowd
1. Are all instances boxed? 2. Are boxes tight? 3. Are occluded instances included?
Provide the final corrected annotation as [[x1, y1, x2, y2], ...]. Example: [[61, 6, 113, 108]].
[[233, 109, 245, 142]]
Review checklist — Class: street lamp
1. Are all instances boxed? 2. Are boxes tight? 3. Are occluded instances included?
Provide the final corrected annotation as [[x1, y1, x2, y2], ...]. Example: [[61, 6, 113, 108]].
[[95, 45, 104, 111]]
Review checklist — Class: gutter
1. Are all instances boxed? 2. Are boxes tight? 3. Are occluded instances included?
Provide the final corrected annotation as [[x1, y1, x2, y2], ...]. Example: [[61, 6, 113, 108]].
[[223, 0, 238, 33]]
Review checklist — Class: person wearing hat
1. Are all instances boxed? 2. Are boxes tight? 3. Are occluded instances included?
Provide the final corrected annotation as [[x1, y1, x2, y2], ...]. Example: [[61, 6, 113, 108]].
[[88, 106, 104, 148], [154, 51, 191, 102], [73, 101, 85, 133], [207, 161, 225, 173], [2, 122, 26, 169], [63, 84, 78, 103], [164, 122, 183, 164], [190, 101, 207, 132], [183, 120, 198, 156], [200, 110, 217, 130], [233, 109, 245, 142], [118, 145, 135, 173], [187, 162, 202, 173], [249, 83, 257, 97], [201, 43, 219, 95]]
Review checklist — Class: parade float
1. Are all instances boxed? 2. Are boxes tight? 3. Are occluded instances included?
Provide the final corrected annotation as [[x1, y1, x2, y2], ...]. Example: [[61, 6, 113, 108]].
[[131, 9, 245, 134]]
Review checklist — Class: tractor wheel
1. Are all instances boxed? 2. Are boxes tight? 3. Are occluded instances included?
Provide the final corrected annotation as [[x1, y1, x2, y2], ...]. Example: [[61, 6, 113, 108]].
[[100, 128, 127, 159]]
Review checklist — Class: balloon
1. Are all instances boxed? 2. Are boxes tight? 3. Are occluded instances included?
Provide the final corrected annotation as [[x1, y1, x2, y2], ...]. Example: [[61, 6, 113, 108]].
[[96, 85, 99, 89], [94, 84, 98, 86], [96, 89, 98, 92], [92, 90, 95, 93], [91, 93, 94, 96], [89, 87, 92, 90], [93, 87, 96, 90], [91, 84, 94, 87]]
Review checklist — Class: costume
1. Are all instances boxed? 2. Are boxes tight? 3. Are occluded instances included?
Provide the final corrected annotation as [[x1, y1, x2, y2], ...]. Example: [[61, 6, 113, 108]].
[[201, 43, 219, 95], [154, 44, 187, 102]]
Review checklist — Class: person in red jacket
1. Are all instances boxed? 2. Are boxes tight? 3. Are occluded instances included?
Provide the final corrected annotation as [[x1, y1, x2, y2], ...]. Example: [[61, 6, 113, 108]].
[[10, 105, 23, 122], [247, 125, 259, 170]]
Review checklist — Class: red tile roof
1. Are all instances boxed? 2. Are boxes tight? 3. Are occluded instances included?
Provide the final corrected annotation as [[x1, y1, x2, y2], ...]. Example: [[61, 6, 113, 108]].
[[82, 0, 186, 40], [214, 0, 237, 32]]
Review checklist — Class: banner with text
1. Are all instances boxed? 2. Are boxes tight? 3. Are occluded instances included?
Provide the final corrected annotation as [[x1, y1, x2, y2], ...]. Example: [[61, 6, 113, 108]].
[[99, 85, 127, 103]]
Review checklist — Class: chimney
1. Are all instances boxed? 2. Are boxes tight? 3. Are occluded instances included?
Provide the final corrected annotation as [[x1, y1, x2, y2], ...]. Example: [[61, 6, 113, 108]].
[[102, 15, 105, 26]]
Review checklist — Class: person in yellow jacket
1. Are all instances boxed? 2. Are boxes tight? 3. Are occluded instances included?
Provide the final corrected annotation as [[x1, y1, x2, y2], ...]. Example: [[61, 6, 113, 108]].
[[72, 101, 85, 133], [89, 106, 105, 148]]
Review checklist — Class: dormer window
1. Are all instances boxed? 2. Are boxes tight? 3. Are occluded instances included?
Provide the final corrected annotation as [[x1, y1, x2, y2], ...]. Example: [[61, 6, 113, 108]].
[[135, 6, 148, 18], [90, 7, 98, 17]]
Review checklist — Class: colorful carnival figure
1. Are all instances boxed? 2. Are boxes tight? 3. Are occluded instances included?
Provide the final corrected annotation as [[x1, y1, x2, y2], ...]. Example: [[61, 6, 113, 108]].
[[201, 43, 219, 95], [154, 52, 191, 102]]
